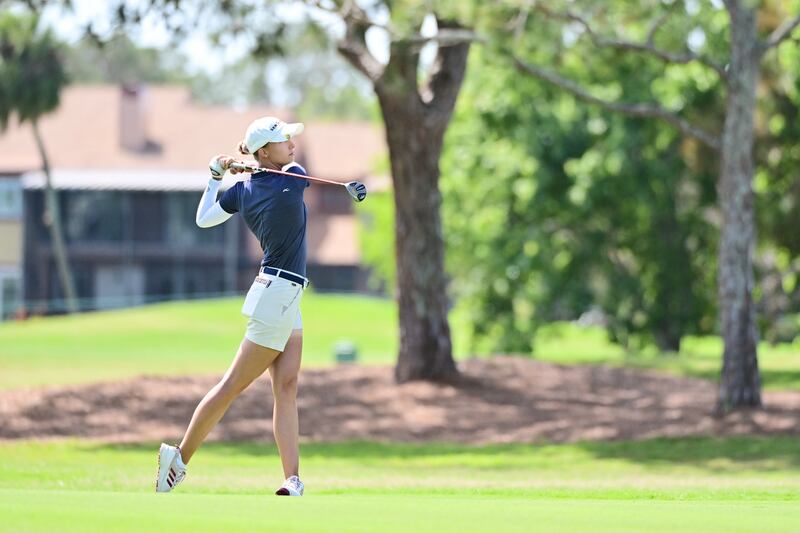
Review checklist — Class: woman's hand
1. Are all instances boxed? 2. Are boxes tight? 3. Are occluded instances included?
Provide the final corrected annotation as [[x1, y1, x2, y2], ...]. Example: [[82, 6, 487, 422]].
[[209, 154, 242, 179]]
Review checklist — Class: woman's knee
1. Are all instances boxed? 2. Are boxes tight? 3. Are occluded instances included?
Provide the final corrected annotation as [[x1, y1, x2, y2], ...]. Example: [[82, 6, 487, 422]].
[[273, 374, 298, 400], [216, 373, 251, 400]]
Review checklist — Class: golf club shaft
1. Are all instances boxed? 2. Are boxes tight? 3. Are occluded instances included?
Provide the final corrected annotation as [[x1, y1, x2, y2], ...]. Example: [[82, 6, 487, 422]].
[[229, 162, 346, 188]]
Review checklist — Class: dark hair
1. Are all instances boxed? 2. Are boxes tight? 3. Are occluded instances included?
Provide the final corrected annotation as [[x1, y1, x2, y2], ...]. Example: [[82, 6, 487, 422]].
[[237, 141, 250, 155]]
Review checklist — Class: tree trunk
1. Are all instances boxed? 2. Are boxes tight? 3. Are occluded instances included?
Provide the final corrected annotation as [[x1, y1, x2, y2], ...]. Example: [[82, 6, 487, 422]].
[[336, 13, 471, 382], [716, 2, 761, 412], [373, 38, 468, 382], [654, 326, 681, 353], [383, 104, 456, 382], [652, 197, 689, 354], [33, 119, 78, 314]]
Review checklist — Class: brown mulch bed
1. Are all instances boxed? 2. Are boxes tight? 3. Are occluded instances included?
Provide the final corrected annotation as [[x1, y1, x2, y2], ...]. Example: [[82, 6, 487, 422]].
[[1, 357, 798, 444]]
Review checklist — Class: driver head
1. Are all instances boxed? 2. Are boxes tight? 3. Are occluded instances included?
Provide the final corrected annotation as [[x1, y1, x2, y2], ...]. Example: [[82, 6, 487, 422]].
[[346, 181, 367, 202]]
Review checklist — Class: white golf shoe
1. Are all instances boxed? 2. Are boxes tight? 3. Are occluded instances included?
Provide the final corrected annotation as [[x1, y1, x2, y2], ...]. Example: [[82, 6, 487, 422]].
[[275, 475, 304, 496], [156, 443, 187, 493]]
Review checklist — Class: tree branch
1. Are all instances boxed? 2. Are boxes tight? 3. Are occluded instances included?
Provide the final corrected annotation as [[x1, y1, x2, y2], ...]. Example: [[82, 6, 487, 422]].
[[533, 4, 727, 79], [514, 56, 721, 151], [329, 0, 385, 83], [306, 0, 393, 32], [404, 28, 484, 51], [422, 19, 472, 119], [509, 3, 532, 42], [762, 14, 800, 52], [645, 11, 671, 45]]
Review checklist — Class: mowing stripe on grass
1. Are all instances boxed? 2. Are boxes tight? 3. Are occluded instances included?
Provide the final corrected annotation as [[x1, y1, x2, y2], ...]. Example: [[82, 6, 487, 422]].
[[1, 489, 798, 533]]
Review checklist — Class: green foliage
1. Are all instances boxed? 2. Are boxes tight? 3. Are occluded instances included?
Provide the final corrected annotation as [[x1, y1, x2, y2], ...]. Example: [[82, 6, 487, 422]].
[[62, 34, 190, 85], [0, 12, 67, 130], [752, 13, 800, 341], [61, 20, 379, 121], [193, 21, 379, 120], [442, 11, 722, 355]]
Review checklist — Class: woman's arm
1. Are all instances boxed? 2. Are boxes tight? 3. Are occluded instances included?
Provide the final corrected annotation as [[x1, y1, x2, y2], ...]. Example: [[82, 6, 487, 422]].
[[195, 178, 233, 228]]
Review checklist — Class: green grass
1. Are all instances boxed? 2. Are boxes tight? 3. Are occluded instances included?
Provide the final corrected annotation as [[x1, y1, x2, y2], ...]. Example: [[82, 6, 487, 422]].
[[0, 292, 397, 389], [2, 295, 800, 390], [5, 491, 798, 533], [1, 438, 798, 532], [531, 322, 800, 390]]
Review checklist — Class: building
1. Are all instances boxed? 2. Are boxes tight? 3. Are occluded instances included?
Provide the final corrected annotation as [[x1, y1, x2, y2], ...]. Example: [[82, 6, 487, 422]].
[[0, 84, 387, 316]]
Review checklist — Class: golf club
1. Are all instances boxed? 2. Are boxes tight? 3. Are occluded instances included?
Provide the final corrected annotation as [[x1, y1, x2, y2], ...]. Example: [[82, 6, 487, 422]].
[[229, 162, 367, 202]]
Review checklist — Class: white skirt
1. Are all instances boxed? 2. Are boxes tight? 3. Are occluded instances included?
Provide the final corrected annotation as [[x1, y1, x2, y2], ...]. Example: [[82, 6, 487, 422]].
[[241, 272, 304, 351]]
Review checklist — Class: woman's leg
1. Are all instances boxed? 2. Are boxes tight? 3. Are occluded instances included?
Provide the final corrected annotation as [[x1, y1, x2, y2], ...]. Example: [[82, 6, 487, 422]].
[[179, 338, 280, 463], [269, 329, 303, 479]]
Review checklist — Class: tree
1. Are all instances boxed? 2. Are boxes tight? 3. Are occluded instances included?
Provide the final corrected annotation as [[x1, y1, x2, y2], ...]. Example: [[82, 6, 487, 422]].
[[440, 44, 718, 356], [505, 0, 800, 412], [750, 32, 800, 343], [0, 12, 77, 314], [331, 1, 478, 381]]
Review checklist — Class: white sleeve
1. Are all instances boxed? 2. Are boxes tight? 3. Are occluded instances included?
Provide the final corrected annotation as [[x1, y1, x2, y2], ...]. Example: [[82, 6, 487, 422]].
[[196, 178, 234, 228]]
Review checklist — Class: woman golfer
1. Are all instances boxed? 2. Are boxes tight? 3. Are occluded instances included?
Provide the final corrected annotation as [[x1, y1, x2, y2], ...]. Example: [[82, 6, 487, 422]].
[[156, 117, 309, 496]]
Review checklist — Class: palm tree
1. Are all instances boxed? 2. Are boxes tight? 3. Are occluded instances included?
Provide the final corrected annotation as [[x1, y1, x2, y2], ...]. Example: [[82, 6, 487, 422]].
[[0, 12, 77, 314]]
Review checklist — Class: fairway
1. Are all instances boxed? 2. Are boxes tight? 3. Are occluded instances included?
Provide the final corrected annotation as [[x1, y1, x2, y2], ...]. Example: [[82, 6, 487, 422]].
[[0, 293, 398, 389], [4, 490, 798, 533], [1, 438, 799, 532]]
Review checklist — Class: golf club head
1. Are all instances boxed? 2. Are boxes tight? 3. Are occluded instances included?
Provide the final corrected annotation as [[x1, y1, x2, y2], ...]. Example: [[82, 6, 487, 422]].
[[346, 181, 367, 202]]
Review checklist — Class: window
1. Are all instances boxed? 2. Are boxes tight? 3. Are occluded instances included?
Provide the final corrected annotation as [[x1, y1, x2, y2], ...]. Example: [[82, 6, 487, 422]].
[[64, 191, 124, 242], [166, 192, 224, 247], [0, 179, 22, 219]]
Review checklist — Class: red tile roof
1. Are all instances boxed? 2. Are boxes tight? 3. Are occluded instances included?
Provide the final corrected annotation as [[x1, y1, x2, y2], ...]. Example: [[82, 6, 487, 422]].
[[0, 84, 387, 183]]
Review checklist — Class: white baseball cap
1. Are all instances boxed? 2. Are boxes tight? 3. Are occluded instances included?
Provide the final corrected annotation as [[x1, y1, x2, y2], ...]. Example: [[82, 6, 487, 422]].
[[244, 116, 304, 154]]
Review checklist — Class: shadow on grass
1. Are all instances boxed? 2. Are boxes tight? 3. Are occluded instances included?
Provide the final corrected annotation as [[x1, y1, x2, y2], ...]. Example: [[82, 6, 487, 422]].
[[90, 436, 800, 472], [574, 436, 800, 471], [757, 370, 800, 390]]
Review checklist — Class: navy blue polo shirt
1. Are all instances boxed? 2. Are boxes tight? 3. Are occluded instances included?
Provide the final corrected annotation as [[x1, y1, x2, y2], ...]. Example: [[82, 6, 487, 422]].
[[219, 164, 310, 277]]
